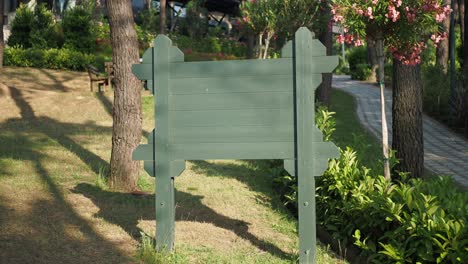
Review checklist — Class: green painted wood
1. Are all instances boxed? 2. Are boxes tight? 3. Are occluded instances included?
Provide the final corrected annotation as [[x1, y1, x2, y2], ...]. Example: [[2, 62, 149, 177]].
[[136, 141, 293, 160], [295, 28, 318, 264], [172, 125, 293, 143], [170, 75, 293, 95], [284, 159, 295, 176], [171, 109, 293, 128], [132, 27, 340, 263], [170, 59, 292, 78], [153, 35, 177, 251], [171, 142, 294, 160], [143, 160, 185, 178], [281, 41, 293, 58], [169, 92, 293, 111]]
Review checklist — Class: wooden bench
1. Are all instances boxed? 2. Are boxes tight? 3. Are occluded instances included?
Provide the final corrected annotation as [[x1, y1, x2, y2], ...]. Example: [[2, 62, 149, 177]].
[[86, 64, 108, 92], [104, 62, 114, 90]]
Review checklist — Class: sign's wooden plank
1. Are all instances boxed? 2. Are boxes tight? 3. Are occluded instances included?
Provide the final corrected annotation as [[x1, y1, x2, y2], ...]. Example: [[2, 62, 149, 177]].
[[132, 63, 152, 81], [313, 142, 340, 158], [153, 35, 176, 251], [295, 27, 318, 264], [281, 41, 293, 58], [170, 57, 336, 79], [169, 75, 293, 95], [143, 160, 186, 177], [171, 142, 294, 160], [284, 159, 295, 176], [169, 92, 293, 111], [170, 58, 292, 78], [171, 125, 293, 143], [171, 109, 293, 127]]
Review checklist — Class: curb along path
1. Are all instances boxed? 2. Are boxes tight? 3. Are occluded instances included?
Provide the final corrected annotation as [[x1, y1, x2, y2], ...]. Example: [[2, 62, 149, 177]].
[[333, 75, 468, 189]]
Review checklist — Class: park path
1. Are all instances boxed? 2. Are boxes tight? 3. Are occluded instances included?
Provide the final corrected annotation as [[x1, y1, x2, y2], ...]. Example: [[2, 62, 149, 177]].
[[333, 75, 468, 189]]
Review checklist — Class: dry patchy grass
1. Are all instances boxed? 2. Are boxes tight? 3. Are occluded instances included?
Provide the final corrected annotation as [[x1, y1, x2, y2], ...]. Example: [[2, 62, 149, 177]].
[[0, 67, 346, 264]]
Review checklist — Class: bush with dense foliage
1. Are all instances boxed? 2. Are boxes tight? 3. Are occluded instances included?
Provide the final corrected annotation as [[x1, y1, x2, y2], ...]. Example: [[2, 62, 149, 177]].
[[8, 4, 57, 49], [62, 6, 96, 53], [272, 107, 468, 263], [170, 34, 247, 58], [351, 63, 372, 81], [317, 150, 467, 263], [4, 47, 96, 71]]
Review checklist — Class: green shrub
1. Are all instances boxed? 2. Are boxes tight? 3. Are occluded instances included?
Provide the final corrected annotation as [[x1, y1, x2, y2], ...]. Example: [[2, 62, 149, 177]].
[[7, 4, 34, 48], [170, 33, 246, 59], [350, 63, 372, 80], [62, 6, 96, 53], [135, 9, 160, 34], [347, 46, 368, 72], [30, 4, 57, 49], [318, 150, 467, 263], [4, 47, 96, 71], [8, 4, 58, 49], [422, 65, 451, 118], [271, 106, 468, 263], [334, 56, 350, 75]]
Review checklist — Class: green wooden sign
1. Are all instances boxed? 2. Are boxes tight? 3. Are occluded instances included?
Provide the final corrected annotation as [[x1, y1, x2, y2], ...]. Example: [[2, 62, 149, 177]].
[[132, 27, 339, 264]]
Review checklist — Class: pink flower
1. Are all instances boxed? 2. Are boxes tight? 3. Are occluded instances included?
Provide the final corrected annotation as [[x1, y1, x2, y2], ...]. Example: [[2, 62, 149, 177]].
[[337, 35, 345, 44], [372, 0, 378, 5], [436, 13, 446, 23], [386, 5, 400, 22], [365, 7, 374, 19], [444, 6, 453, 15], [354, 39, 364, 46], [334, 15, 344, 22], [344, 34, 354, 44], [357, 9, 364, 15]]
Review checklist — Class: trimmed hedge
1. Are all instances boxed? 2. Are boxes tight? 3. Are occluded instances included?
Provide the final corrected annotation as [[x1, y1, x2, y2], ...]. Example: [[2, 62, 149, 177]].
[[4, 47, 97, 71]]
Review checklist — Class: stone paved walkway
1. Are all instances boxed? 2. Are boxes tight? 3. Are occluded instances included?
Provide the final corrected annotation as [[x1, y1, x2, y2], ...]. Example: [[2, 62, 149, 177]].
[[333, 75, 468, 189]]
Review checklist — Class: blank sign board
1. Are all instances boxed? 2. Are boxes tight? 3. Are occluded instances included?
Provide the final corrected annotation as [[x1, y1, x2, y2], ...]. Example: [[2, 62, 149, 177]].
[[132, 27, 339, 264]]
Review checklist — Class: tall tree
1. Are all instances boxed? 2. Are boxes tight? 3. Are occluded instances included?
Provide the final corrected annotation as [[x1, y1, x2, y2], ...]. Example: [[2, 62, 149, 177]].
[[392, 60, 424, 178], [462, 0, 468, 131], [332, 0, 451, 179], [367, 36, 379, 83], [459, 0, 465, 47], [317, 18, 333, 106], [107, 0, 142, 191], [160, 0, 166, 34], [437, 0, 451, 74], [0, 0, 4, 68]]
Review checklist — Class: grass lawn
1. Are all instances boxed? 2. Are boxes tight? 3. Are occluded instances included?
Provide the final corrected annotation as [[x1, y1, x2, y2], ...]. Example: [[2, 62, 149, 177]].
[[329, 88, 383, 172], [0, 67, 345, 263]]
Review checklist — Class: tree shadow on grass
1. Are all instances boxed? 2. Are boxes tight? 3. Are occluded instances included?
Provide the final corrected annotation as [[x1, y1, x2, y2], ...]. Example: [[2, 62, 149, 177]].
[[190, 160, 293, 215], [95, 92, 113, 117], [0, 134, 132, 264], [5, 85, 111, 175], [72, 183, 294, 261]]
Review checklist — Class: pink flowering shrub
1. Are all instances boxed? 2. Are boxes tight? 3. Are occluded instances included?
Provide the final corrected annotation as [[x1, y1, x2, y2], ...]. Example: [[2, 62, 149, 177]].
[[332, 0, 452, 65]]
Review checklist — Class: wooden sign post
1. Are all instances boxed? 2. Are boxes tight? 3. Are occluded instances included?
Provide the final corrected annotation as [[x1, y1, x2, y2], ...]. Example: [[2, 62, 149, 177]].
[[132, 27, 339, 264]]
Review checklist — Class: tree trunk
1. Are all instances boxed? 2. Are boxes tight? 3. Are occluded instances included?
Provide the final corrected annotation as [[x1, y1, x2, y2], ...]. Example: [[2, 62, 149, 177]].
[[460, 0, 465, 48], [376, 35, 391, 180], [0, 0, 4, 68], [262, 31, 273, 59], [107, 0, 142, 191], [392, 59, 424, 178], [462, 0, 468, 134], [437, 0, 451, 74], [367, 36, 378, 83], [246, 33, 254, 59], [316, 20, 333, 106], [257, 33, 263, 59], [160, 0, 166, 34]]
